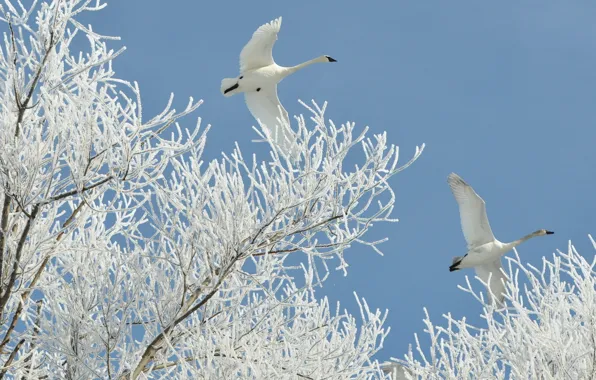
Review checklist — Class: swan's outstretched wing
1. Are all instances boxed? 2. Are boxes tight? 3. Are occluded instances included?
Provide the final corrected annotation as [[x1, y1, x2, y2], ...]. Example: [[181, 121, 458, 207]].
[[244, 86, 296, 158], [475, 259, 506, 305], [447, 173, 496, 249], [240, 17, 282, 73]]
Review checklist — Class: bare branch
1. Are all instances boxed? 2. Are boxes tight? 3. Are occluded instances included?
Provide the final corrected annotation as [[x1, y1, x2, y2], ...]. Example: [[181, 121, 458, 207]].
[[0, 205, 39, 319]]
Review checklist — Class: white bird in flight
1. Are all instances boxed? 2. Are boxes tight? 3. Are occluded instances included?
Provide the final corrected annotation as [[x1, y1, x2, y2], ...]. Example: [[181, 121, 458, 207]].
[[380, 361, 411, 379], [221, 17, 337, 159], [447, 172, 554, 305]]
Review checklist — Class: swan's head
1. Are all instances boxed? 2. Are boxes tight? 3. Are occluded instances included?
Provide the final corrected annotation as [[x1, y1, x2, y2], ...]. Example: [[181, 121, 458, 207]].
[[538, 229, 555, 236], [323, 55, 337, 63]]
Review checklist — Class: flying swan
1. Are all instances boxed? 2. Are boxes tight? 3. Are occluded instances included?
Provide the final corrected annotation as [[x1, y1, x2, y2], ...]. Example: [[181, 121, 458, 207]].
[[447, 172, 554, 305], [220, 17, 337, 159]]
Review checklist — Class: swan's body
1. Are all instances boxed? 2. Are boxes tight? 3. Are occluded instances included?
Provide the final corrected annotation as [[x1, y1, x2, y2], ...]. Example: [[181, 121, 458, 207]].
[[380, 361, 410, 379], [447, 173, 554, 304], [221, 17, 336, 158]]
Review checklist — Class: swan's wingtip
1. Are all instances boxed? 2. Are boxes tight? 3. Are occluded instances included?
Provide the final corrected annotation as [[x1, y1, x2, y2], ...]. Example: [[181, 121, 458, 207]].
[[447, 172, 463, 184]]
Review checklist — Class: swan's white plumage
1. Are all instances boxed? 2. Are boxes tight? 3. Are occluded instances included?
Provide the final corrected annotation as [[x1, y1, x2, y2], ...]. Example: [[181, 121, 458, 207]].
[[447, 173, 495, 249], [475, 259, 506, 304], [239, 17, 281, 73], [448, 172, 554, 306], [244, 86, 296, 158], [222, 16, 336, 159], [244, 85, 289, 128]]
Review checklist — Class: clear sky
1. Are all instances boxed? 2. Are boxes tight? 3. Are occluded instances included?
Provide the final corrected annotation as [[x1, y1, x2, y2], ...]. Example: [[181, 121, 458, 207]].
[[81, 0, 596, 363]]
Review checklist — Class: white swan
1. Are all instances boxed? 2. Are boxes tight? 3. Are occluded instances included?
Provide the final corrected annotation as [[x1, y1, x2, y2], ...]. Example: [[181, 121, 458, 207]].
[[447, 172, 554, 305], [380, 362, 411, 379], [220, 17, 336, 159]]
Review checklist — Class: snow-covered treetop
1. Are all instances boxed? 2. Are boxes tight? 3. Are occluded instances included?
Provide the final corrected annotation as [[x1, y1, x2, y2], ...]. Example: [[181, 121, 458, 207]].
[[397, 239, 596, 379], [0, 1, 423, 378]]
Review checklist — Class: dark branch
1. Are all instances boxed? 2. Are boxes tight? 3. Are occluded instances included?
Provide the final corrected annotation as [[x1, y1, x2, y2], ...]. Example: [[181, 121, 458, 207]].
[[0, 196, 11, 298], [46, 176, 113, 204], [19, 300, 43, 378], [0, 202, 85, 354], [0, 338, 24, 378], [0, 205, 39, 321], [14, 29, 55, 138]]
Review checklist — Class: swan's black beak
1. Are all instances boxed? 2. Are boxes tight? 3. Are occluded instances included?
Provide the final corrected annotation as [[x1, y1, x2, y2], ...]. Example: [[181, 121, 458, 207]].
[[224, 83, 239, 94], [546, 231, 554, 235], [325, 56, 337, 62]]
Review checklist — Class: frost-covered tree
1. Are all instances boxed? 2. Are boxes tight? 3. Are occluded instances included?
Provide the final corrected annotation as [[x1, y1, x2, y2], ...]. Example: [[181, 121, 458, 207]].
[[0, 1, 424, 378], [395, 238, 596, 379]]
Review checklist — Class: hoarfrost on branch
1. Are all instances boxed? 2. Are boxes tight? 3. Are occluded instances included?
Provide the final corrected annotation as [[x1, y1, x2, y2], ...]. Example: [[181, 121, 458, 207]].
[[0, 1, 423, 378], [396, 239, 596, 379]]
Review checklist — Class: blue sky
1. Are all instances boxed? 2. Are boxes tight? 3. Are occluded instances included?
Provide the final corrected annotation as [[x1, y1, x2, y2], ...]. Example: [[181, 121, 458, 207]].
[[82, 0, 596, 363]]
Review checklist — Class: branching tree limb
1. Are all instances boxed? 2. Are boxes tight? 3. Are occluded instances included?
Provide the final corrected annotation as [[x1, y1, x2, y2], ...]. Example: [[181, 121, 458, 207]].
[[399, 239, 596, 379], [0, 1, 424, 379]]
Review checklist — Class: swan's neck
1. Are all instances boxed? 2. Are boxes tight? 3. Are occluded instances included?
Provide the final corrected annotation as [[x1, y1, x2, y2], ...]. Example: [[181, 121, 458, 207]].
[[284, 57, 325, 76], [502, 230, 542, 251]]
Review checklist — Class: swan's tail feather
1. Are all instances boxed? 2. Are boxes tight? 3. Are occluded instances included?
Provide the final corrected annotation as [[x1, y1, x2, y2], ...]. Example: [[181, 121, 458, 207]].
[[221, 78, 240, 97], [449, 256, 463, 272]]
